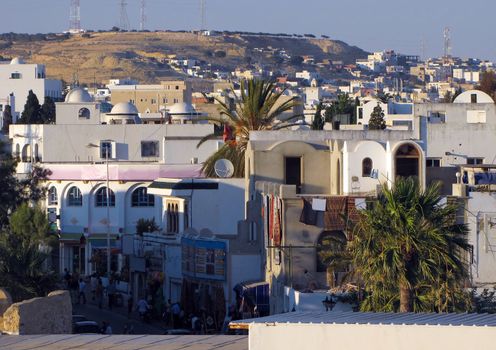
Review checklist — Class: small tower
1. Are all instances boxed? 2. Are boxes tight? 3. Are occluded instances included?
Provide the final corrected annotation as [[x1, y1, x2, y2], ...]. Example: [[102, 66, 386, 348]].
[[140, 0, 146, 31], [69, 0, 81, 33], [119, 0, 130, 31]]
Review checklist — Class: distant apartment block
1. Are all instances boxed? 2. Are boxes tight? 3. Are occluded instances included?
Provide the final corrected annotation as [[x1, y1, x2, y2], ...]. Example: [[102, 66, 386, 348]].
[[110, 80, 192, 114]]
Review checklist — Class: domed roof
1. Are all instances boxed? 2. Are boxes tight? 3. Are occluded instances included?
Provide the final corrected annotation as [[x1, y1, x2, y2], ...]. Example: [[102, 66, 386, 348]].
[[10, 57, 24, 65], [65, 87, 93, 103], [109, 102, 139, 115], [453, 90, 494, 104], [168, 102, 198, 115]]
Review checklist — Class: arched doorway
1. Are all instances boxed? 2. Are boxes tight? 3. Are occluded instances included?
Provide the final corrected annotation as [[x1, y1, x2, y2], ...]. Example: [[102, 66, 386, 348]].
[[394, 143, 420, 180], [21, 144, 31, 162]]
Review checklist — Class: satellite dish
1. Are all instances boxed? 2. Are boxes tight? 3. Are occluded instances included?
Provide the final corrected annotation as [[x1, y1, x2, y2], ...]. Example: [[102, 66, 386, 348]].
[[214, 159, 234, 178]]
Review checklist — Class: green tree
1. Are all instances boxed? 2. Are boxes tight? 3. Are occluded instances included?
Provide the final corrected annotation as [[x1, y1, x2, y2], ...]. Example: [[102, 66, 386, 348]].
[[477, 71, 496, 101], [0, 141, 19, 229], [0, 231, 57, 302], [18, 90, 42, 124], [311, 103, 324, 130], [290, 55, 304, 66], [9, 203, 51, 244], [198, 79, 301, 177], [324, 93, 354, 123], [368, 103, 386, 130], [442, 91, 453, 103], [452, 87, 463, 101], [40, 96, 56, 124], [350, 178, 471, 312], [2, 105, 12, 133]]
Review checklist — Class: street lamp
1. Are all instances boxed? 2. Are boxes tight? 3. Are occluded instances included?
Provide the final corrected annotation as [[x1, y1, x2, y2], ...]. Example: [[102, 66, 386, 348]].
[[87, 141, 111, 277]]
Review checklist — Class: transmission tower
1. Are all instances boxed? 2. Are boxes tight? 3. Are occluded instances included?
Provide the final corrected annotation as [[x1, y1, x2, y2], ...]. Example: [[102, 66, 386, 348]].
[[200, 0, 206, 31], [443, 27, 452, 58], [69, 0, 81, 33], [140, 0, 146, 31], [119, 0, 130, 31]]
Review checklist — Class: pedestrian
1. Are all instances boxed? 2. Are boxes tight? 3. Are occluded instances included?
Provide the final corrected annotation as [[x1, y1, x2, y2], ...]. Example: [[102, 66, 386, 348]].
[[171, 302, 181, 329], [127, 293, 134, 318], [78, 278, 87, 305], [95, 279, 104, 309], [107, 279, 116, 310], [101, 321, 112, 335], [137, 297, 150, 322], [63, 268, 71, 289], [69, 276, 79, 304]]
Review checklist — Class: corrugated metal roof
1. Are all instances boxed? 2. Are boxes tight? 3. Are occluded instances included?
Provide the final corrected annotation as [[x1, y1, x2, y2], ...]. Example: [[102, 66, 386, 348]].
[[0, 334, 248, 350], [229, 311, 496, 329]]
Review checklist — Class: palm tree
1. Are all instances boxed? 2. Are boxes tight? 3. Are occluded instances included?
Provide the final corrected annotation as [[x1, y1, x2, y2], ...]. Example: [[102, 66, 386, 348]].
[[351, 178, 471, 312], [198, 79, 301, 177]]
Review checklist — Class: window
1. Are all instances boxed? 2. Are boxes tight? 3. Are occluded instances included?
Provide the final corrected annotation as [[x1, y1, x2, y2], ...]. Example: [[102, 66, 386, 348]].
[[10, 72, 21, 79], [467, 157, 483, 165], [426, 158, 441, 167], [358, 108, 363, 119], [141, 141, 159, 157], [362, 158, 373, 177], [184, 202, 189, 229], [100, 141, 112, 159], [131, 187, 154, 207], [285, 157, 302, 194], [78, 108, 90, 119], [167, 202, 179, 233], [173, 98, 179, 103], [67, 186, 83, 206], [151, 99, 156, 104], [471, 93, 477, 103], [48, 187, 58, 205], [95, 187, 115, 207]]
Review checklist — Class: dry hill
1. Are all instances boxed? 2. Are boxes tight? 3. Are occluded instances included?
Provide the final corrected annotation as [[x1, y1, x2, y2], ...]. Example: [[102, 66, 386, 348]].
[[0, 31, 367, 85]]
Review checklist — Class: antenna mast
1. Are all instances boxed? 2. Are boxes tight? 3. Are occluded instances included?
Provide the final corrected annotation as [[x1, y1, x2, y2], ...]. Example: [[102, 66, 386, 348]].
[[119, 0, 130, 31], [443, 27, 451, 59], [69, 0, 81, 33], [140, 0, 146, 31], [200, 0, 206, 31]]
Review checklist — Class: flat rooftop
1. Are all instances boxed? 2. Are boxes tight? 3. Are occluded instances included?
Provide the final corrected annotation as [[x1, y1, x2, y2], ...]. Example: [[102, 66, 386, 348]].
[[229, 311, 496, 330], [0, 334, 247, 350]]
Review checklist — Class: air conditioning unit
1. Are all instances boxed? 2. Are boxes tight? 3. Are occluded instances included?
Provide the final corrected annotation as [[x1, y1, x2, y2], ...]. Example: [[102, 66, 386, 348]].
[[191, 157, 198, 164]]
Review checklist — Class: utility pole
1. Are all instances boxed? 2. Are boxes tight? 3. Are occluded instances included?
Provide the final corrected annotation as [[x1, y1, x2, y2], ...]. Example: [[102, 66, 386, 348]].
[[140, 0, 146, 31], [69, 0, 81, 33], [119, 0, 130, 31]]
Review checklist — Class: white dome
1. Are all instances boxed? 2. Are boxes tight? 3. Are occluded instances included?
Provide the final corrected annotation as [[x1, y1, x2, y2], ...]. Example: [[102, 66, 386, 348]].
[[168, 102, 197, 115], [10, 57, 24, 65], [109, 102, 139, 115], [65, 87, 93, 103], [453, 90, 494, 104]]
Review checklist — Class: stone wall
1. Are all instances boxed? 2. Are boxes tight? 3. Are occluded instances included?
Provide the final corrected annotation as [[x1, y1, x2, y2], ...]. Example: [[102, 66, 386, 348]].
[[0, 288, 12, 317], [1, 290, 72, 335]]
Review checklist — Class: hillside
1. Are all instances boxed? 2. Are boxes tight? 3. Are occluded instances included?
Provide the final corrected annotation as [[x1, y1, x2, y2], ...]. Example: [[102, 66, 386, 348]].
[[0, 31, 368, 85]]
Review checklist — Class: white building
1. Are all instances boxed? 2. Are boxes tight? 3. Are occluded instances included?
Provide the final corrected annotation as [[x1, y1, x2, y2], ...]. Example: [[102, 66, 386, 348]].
[[0, 57, 62, 122], [9, 87, 220, 283], [148, 177, 263, 323]]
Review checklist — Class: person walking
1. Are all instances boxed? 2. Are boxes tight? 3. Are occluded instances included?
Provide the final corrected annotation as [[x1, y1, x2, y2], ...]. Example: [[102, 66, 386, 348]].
[[127, 293, 134, 318], [95, 279, 104, 309], [78, 278, 87, 305], [171, 302, 181, 329], [107, 280, 116, 310]]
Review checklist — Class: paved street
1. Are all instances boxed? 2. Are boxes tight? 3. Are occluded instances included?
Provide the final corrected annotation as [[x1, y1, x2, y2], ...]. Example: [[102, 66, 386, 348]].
[[72, 296, 167, 335]]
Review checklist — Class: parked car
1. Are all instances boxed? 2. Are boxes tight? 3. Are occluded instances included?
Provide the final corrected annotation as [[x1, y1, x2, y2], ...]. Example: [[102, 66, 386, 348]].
[[73, 321, 100, 334], [72, 315, 88, 325]]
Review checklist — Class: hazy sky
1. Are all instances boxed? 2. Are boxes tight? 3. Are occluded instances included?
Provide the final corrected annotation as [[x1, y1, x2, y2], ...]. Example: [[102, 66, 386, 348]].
[[1, 0, 494, 60]]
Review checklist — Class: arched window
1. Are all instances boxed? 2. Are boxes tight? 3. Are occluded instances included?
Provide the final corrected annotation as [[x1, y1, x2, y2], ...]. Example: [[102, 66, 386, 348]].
[[167, 203, 172, 232], [95, 187, 115, 207], [131, 187, 155, 207], [166, 202, 180, 233], [78, 108, 91, 119], [67, 186, 83, 206], [174, 204, 179, 233], [362, 158, 373, 177], [48, 187, 58, 206]]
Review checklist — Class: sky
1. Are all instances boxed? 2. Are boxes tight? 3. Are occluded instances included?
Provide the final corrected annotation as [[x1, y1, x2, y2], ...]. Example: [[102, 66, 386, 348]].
[[1, 0, 495, 61]]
